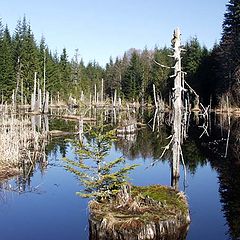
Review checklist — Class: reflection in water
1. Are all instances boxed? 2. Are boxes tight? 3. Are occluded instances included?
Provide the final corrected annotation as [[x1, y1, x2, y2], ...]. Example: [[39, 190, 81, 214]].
[[0, 111, 240, 240], [202, 115, 240, 240], [218, 159, 240, 240], [187, 113, 240, 240], [115, 112, 240, 240]]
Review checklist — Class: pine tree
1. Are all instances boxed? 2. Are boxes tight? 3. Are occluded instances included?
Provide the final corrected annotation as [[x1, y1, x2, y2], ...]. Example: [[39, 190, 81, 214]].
[[150, 46, 172, 99], [182, 37, 206, 95], [105, 56, 116, 97], [0, 24, 15, 99], [122, 50, 143, 100], [46, 50, 61, 95], [140, 48, 152, 105], [64, 127, 138, 200], [85, 60, 104, 97], [219, 0, 240, 105], [12, 17, 39, 101], [59, 48, 71, 96]]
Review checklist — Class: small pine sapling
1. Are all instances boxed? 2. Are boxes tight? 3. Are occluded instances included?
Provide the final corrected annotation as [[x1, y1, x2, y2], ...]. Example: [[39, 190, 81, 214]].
[[64, 126, 138, 201]]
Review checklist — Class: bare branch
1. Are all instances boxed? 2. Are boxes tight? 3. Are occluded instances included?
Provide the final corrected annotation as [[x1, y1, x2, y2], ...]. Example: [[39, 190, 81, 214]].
[[184, 80, 199, 98], [153, 59, 172, 69], [149, 135, 173, 167]]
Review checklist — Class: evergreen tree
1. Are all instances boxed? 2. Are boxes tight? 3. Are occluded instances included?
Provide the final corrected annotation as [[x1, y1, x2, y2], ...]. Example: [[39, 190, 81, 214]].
[[59, 48, 71, 96], [182, 37, 206, 95], [85, 60, 104, 96], [64, 127, 138, 200], [0, 24, 15, 99], [45, 50, 61, 95], [122, 50, 143, 100], [12, 17, 38, 100], [150, 46, 172, 99], [105, 56, 116, 97], [217, 0, 240, 105], [78, 58, 89, 93], [182, 37, 203, 80], [139, 48, 152, 105]]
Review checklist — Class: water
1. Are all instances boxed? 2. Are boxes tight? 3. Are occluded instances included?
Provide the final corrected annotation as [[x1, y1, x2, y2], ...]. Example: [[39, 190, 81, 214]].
[[0, 116, 239, 240]]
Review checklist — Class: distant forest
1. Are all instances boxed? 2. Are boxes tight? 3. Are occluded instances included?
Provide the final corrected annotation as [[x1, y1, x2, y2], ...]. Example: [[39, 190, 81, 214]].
[[0, 0, 239, 107]]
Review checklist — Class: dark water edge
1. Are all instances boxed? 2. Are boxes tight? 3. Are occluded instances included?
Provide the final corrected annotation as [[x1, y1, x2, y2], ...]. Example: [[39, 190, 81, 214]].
[[0, 114, 240, 240]]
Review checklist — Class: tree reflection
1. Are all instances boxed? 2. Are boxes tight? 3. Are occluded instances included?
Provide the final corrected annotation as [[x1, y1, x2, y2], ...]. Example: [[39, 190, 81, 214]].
[[115, 125, 170, 161], [214, 118, 240, 240], [198, 115, 240, 240]]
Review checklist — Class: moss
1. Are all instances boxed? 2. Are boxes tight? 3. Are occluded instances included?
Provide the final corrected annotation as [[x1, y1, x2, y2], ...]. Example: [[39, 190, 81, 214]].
[[131, 185, 189, 215], [89, 185, 190, 240], [89, 184, 190, 227]]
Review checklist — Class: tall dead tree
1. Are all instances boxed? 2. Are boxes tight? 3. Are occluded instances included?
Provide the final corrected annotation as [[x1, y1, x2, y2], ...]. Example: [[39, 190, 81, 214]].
[[151, 28, 201, 190], [171, 28, 183, 189]]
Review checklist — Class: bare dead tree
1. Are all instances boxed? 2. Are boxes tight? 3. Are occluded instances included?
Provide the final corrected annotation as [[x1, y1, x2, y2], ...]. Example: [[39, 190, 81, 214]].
[[171, 27, 184, 190]]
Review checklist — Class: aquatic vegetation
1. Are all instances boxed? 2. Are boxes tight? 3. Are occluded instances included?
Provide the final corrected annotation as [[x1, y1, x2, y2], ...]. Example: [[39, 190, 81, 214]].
[[0, 105, 46, 180]]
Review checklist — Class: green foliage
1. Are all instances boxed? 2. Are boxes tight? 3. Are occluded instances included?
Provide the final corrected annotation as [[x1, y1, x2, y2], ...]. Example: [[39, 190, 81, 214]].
[[1, 15, 227, 106], [0, 16, 106, 102], [212, 0, 240, 106], [182, 37, 213, 103], [12, 17, 39, 99], [150, 46, 173, 98], [182, 37, 203, 77], [122, 50, 143, 100], [0, 24, 15, 99], [64, 126, 138, 201]]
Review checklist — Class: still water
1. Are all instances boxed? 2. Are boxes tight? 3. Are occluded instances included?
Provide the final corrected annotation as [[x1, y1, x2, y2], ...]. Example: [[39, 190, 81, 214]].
[[0, 116, 239, 240]]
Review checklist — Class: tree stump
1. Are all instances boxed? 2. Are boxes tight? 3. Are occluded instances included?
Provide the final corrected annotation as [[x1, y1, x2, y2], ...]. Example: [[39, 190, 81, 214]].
[[89, 185, 190, 240]]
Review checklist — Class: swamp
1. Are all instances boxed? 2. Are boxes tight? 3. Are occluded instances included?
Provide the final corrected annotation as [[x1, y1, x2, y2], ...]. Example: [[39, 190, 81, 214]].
[[0, 1, 240, 239], [0, 107, 240, 240]]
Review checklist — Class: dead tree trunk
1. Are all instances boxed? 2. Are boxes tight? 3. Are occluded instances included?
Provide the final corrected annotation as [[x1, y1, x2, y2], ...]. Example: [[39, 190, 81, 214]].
[[153, 84, 158, 109], [31, 72, 37, 112], [171, 28, 183, 190], [101, 78, 104, 104], [43, 49, 46, 109]]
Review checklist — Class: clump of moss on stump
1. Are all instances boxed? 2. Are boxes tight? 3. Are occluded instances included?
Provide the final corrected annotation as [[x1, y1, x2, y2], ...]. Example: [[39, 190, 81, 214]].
[[89, 184, 190, 240]]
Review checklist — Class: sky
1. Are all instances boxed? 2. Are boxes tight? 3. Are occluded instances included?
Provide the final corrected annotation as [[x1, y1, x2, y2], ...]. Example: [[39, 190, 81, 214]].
[[0, 0, 228, 66]]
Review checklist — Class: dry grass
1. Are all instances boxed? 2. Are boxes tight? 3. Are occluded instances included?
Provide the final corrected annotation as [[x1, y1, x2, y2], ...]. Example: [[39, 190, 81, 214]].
[[0, 104, 46, 180]]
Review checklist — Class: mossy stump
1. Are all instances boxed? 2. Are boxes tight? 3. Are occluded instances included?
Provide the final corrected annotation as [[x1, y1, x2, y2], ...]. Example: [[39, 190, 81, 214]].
[[89, 185, 190, 240]]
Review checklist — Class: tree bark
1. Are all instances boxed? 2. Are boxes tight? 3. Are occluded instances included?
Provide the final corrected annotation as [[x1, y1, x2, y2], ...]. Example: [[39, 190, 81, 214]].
[[172, 28, 182, 190]]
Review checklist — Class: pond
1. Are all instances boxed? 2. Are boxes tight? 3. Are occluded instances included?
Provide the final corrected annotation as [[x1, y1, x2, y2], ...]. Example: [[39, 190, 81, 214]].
[[0, 113, 239, 240]]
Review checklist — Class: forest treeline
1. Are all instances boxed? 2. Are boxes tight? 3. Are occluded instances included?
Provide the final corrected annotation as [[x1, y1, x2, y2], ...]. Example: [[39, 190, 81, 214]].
[[0, 0, 239, 107]]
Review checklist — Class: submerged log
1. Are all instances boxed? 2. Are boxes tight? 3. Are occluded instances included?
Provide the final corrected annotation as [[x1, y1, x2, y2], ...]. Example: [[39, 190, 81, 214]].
[[117, 123, 137, 134], [89, 185, 190, 240], [48, 130, 77, 137]]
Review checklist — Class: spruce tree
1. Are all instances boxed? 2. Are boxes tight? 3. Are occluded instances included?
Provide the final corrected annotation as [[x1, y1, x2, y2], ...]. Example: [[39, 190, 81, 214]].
[[12, 17, 38, 101], [219, 0, 240, 105], [122, 50, 143, 100], [59, 48, 71, 96], [150, 46, 172, 98], [0, 22, 15, 99], [64, 127, 138, 200], [0, 26, 15, 97]]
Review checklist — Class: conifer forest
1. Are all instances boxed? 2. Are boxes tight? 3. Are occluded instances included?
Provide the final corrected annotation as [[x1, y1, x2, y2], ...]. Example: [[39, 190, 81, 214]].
[[0, 0, 239, 107]]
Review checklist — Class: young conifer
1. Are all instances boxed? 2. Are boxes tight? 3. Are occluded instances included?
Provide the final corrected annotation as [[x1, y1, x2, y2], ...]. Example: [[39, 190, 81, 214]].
[[64, 126, 138, 201]]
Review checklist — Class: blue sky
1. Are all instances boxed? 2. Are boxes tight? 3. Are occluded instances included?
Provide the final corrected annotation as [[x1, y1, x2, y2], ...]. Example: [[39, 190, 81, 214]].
[[0, 0, 227, 66]]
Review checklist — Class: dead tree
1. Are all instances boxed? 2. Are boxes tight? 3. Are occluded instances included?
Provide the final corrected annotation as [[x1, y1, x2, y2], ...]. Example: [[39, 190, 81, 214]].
[[171, 27, 183, 190], [151, 28, 204, 190]]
